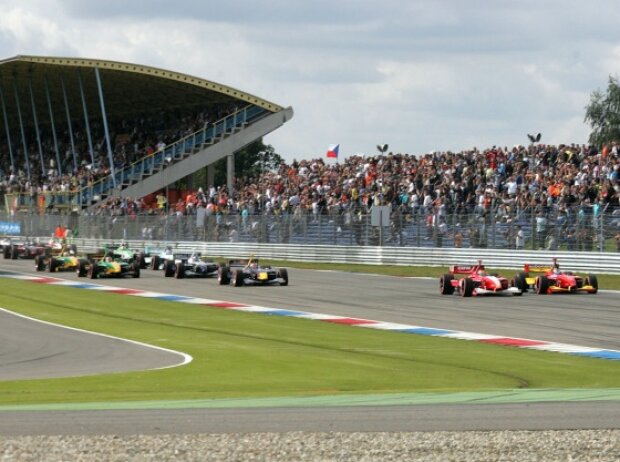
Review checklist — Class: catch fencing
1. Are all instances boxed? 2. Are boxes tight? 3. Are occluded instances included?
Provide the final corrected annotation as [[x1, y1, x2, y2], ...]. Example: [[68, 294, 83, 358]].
[[2, 205, 620, 253]]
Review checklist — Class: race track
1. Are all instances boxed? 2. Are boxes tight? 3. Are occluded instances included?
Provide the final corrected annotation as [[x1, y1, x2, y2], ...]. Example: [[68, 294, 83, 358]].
[[0, 308, 188, 381], [0, 257, 619, 434]]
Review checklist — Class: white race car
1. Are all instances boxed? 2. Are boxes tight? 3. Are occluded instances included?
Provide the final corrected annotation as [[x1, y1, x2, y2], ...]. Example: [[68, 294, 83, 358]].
[[144, 246, 175, 270], [163, 251, 220, 278]]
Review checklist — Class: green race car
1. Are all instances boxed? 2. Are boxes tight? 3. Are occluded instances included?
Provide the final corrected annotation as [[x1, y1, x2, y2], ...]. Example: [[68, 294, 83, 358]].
[[34, 245, 80, 272], [77, 256, 141, 279], [35, 253, 80, 272]]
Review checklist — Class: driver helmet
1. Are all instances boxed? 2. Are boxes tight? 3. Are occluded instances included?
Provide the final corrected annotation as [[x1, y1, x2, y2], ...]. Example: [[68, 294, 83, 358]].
[[105, 256, 113, 262], [552, 264, 560, 274], [477, 269, 486, 276], [250, 262, 258, 270]]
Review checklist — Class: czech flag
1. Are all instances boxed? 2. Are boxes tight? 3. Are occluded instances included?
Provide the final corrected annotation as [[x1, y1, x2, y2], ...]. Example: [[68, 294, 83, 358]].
[[326, 144, 339, 159]]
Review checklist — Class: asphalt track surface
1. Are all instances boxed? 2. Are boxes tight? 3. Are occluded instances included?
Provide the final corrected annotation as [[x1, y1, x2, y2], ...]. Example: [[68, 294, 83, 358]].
[[0, 257, 619, 435], [0, 309, 189, 381]]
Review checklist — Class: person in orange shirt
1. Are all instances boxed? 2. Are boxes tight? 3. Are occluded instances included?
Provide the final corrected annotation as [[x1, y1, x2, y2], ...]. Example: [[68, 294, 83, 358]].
[[185, 191, 197, 215], [54, 225, 66, 239]]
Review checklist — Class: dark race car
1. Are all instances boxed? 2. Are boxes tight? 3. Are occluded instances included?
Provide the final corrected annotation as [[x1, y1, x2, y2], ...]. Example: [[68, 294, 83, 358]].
[[440, 259, 522, 297], [0, 237, 12, 253], [163, 251, 220, 279], [512, 258, 598, 295], [76, 255, 141, 279], [3, 238, 52, 260], [218, 258, 288, 287]]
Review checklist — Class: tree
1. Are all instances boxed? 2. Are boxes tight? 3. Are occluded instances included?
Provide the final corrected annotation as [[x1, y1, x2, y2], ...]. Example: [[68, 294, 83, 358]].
[[585, 75, 620, 147], [190, 139, 283, 189], [179, 139, 283, 193]]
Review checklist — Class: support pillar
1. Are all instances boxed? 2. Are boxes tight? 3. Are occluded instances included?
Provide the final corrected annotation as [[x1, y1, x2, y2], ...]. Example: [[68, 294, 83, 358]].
[[94, 67, 116, 188], [60, 73, 78, 172], [226, 153, 234, 196], [44, 75, 62, 176], [0, 86, 15, 172], [13, 76, 31, 181], [28, 73, 45, 177], [78, 71, 95, 166]]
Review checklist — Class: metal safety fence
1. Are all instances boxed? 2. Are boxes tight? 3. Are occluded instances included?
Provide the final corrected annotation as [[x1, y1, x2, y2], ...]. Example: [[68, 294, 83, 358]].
[[2, 205, 619, 253]]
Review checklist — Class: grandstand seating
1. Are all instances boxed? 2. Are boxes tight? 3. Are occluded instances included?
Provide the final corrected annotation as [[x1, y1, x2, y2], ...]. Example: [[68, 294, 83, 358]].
[[76, 105, 269, 209]]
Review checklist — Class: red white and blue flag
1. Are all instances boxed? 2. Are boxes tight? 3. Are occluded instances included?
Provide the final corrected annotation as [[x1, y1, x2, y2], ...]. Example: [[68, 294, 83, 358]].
[[326, 144, 339, 158]]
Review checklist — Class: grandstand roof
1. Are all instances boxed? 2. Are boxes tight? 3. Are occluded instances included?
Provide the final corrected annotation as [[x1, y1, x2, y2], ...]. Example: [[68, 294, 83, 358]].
[[0, 55, 284, 129]]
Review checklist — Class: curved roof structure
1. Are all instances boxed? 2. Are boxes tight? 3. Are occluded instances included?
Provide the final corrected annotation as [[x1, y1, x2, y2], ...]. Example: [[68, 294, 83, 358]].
[[0, 55, 284, 130]]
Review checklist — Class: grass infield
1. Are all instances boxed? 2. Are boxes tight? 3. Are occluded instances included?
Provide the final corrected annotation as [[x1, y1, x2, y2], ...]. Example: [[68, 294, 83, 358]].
[[0, 277, 619, 405]]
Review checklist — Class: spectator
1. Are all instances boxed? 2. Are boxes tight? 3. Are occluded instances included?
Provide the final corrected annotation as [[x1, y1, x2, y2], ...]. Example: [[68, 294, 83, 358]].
[[515, 225, 524, 250], [535, 211, 548, 249], [453, 228, 463, 248]]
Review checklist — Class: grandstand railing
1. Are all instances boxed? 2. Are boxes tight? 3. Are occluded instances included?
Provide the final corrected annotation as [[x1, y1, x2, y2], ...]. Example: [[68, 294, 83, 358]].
[[2, 205, 619, 253], [74, 104, 268, 207]]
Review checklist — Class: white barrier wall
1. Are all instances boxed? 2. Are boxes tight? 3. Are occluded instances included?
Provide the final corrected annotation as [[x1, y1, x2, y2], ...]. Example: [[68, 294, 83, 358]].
[[63, 238, 620, 274]]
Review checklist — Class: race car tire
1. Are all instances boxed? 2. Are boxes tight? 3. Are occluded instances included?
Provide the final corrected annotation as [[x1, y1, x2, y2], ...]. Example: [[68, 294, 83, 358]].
[[3, 246, 10, 259], [164, 261, 175, 277], [460, 277, 474, 297], [48, 258, 58, 273], [278, 268, 289, 286], [88, 264, 99, 279], [77, 260, 88, 277], [232, 269, 244, 287], [10, 245, 18, 260], [151, 255, 160, 270], [175, 264, 185, 279], [512, 273, 528, 292], [137, 253, 147, 269], [34, 255, 45, 271], [585, 274, 598, 294], [440, 274, 455, 295], [535, 275, 549, 295], [133, 262, 141, 278], [218, 266, 230, 285]]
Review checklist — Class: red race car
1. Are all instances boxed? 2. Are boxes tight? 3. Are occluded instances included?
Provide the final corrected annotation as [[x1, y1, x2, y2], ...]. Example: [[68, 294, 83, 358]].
[[440, 260, 522, 297], [512, 258, 598, 295]]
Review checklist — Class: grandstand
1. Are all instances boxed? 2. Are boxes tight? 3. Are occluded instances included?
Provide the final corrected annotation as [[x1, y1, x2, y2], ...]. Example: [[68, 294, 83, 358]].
[[0, 55, 293, 212]]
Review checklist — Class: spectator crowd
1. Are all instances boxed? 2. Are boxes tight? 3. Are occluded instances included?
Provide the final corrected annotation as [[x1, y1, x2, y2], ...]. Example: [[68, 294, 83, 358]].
[[76, 140, 619, 250], [2, 104, 619, 250]]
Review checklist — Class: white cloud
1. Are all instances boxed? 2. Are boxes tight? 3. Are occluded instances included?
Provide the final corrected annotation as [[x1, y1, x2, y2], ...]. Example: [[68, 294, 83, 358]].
[[0, 0, 619, 162]]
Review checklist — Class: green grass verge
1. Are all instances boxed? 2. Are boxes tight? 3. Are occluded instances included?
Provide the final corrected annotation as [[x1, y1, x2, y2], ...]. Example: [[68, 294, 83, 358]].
[[257, 260, 620, 290], [0, 279, 619, 405]]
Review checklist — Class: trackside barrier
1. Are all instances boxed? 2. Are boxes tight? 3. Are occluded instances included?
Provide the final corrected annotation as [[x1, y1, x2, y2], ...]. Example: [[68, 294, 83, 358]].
[[29, 238, 620, 275]]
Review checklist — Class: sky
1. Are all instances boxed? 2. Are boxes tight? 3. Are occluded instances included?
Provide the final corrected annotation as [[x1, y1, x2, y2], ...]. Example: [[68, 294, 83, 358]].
[[1, 0, 619, 162]]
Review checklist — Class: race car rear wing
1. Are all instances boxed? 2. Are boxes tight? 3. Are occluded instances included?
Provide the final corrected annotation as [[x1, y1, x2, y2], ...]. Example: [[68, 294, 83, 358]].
[[449, 264, 485, 275], [449, 259, 484, 275], [523, 264, 552, 273], [449, 265, 474, 274], [228, 259, 250, 267]]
